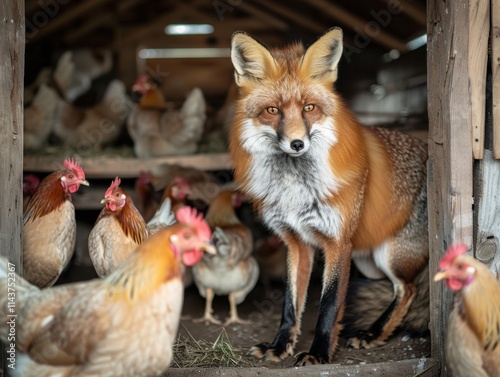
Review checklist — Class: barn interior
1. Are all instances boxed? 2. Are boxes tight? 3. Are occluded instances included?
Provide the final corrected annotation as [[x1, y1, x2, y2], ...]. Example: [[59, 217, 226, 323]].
[[20, 0, 434, 374]]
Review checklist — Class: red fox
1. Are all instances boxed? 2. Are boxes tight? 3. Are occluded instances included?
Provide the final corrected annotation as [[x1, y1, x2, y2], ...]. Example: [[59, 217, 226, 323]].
[[228, 28, 429, 365]]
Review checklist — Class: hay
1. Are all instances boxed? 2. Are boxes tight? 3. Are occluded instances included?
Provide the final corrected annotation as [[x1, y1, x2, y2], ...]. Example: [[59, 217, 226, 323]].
[[171, 324, 256, 368]]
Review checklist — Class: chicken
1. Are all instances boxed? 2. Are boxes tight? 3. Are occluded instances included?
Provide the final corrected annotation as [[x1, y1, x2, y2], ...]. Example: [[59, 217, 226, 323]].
[[192, 189, 259, 325], [88, 177, 148, 278], [254, 234, 287, 293], [127, 75, 207, 157], [53, 49, 113, 103], [434, 243, 500, 377], [53, 79, 132, 151], [150, 163, 221, 214], [146, 195, 176, 236], [24, 83, 61, 150], [135, 171, 160, 223], [0, 207, 216, 377], [161, 177, 191, 211], [23, 174, 40, 212], [23, 158, 89, 288]]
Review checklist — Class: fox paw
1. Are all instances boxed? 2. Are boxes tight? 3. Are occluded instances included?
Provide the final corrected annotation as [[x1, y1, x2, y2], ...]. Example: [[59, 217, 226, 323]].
[[294, 352, 329, 366], [250, 342, 293, 362], [347, 331, 386, 350]]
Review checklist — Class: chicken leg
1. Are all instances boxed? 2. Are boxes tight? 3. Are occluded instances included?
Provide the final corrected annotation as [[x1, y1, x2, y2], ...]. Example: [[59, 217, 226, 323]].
[[223, 292, 250, 326], [194, 288, 221, 325]]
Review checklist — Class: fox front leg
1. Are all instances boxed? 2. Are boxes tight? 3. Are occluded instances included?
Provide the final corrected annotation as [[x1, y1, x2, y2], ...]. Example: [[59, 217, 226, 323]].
[[295, 240, 352, 365], [250, 233, 314, 361]]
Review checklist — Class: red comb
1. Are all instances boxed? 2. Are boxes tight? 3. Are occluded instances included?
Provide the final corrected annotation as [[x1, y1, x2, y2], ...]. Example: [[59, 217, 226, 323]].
[[175, 206, 212, 241], [63, 158, 85, 180], [134, 75, 149, 86], [439, 243, 468, 270], [174, 177, 190, 188], [105, 177, 121, 197]]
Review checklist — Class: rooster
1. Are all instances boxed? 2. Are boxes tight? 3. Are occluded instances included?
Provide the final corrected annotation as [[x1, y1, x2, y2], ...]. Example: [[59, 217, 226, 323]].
[[0, 207, 215, 377], [88, 177, 148, 278], [434, 243, 500, 377], [23, 158, 89, 288], [193, 189, 259, 325], [127, 75, 206, 157]]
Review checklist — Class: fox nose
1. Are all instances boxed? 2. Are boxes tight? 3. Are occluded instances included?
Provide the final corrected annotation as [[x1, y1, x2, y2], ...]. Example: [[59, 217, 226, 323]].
[[290, 139, 305, 152]]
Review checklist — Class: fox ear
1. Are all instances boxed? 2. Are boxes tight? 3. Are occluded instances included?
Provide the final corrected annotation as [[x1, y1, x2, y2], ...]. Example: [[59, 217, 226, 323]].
[[300, 27, 343, 82], [231, 32, 276, 87]]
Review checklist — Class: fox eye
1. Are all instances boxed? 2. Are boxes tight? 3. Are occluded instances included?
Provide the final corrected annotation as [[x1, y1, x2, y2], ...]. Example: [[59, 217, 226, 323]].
[[266, 107, 279, 115], [304, 104, 315, 112]]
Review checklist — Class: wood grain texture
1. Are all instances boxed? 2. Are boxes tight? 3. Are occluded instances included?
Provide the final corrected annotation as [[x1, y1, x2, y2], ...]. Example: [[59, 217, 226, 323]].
[[493, 0, 500, 158], [469, 0, 490, 159], [427, 0, 474, 375], [474, 151, 500, 278], [0, 1, 24, 266]]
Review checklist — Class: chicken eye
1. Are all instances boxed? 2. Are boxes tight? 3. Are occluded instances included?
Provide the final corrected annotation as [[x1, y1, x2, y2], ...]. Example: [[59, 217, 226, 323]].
[[456, 264, 463, 270], [266, 106, 279, 115], [115, 193, 120, 197], [68, 174, 74, 179], [184, 233, 192, 240], [304, 104, 315, 112]]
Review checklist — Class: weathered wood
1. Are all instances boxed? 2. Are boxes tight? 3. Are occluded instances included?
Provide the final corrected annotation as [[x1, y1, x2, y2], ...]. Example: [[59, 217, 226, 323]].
[[24, 153, 232, 179], [0, 0, 24, 374], [163, 358, 440, 377], [427, 1, 474, 376], [492, 0, 500, 158], [0, 0, 24, 270], [469, 0, 490, 159], [474, 149, 500, 277]]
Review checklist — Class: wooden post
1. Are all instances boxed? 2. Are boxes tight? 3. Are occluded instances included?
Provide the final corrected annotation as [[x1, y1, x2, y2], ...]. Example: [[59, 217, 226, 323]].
[[0, 0, 24, 374], [427, 0, 474, 375], [492, 0, 500, 158]]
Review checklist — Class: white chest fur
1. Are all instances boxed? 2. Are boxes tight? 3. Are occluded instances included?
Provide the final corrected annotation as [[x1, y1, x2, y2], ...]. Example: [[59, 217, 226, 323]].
[[241, 119, 344, 246]]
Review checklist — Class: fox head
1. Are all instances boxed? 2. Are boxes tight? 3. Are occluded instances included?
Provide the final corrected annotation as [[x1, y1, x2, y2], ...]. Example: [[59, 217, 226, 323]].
[[230, 28, 344, 158]]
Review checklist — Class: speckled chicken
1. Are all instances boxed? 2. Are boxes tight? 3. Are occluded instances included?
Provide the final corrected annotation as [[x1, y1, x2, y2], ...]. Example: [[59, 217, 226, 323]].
[[0, 207, 215, 377], [127, 75, 206, 157], [193, 189, 259, 325], [434, 243, 500, 377], [23, 158, 89, 288], [88, 177, 148, 278]]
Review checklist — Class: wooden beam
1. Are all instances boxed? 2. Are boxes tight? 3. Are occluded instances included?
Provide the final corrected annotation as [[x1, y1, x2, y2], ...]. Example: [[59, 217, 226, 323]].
[[383, 0, 427, 27], [27, 0, 114, 43], [492, 0, 500, 158], [0, 0, 24, 371], [308, 0, 408, 51], [427, 1, 474, 376], [64, 12, 116, 44], [251, 0, 326, 34], [238, 2, 289, 31], [469, 0, 490, 159]]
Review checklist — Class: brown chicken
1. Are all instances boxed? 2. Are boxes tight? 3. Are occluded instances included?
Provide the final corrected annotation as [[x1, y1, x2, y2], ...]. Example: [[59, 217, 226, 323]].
[[134, 171, 159, 223], [161, 177, 191, 210], [193, 189, 259, 325], [23, 158, 89, 288], [88, 177, 148, 278], [434, 243, 500, 377], [127, 75, 207, 157], [0, 207, 215, 377]]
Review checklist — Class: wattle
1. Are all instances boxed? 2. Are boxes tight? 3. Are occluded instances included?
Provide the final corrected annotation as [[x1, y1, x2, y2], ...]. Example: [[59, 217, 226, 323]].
[[68, 184, 79, 194], [106, 203, 117, 211], [182, 249, 203, 266], [446, 278, 464, 291]]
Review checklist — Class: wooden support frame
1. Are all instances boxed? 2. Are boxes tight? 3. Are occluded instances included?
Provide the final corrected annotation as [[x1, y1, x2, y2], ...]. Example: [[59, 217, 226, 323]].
[[427, 0, 474, 376], [493, 0, 500, 158], [0, 0, 24, 372]]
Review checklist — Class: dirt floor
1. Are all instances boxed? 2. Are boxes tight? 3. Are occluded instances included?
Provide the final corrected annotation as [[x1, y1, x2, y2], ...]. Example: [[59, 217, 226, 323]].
[[60, 261, 432, 375]]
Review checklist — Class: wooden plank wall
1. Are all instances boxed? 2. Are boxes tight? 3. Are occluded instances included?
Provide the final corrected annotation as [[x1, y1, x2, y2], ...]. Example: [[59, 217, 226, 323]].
[[0, 4, 24, 267], [0, 0, 25, 374], [427, 0, 474, 375]]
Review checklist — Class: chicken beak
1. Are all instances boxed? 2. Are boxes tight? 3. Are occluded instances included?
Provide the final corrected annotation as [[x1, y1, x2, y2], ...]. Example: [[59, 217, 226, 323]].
[[199, 242, 217, 255], [433, 270, 449, 282], [100, 198, 107, 204], [80, 179, 90, 186]]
